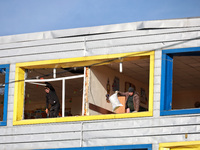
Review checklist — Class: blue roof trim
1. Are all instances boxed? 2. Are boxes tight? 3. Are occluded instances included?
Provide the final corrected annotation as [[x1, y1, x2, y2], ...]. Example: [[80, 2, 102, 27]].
[[163, 47, 200, 54]]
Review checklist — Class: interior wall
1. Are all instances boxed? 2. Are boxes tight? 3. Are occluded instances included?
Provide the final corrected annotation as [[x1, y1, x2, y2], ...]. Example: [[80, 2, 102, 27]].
[[172, 89, 200, 109], [89, 65, 149, 115], [71, 96, 82, 116]]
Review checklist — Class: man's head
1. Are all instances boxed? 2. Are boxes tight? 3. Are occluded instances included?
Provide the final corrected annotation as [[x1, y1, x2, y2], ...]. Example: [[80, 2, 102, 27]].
[[128, 87, 134, 96], [44, 87, 50, 93], [44, 82, 55, 93], [194, 101, 200, 108]]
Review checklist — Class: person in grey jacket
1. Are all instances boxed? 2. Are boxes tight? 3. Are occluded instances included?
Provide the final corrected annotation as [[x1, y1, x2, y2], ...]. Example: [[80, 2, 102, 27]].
[[45, 82, 60, 118], [117, 87, 140, 113]]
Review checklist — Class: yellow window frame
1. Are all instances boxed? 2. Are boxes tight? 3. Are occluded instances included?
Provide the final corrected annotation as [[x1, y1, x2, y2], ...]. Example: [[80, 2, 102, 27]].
[[159, 141, 200, 150], [13, 51, 154, 125]]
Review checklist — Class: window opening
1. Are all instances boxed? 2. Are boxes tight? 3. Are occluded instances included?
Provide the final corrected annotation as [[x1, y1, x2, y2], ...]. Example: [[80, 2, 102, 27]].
[[14, 51, 154, 124], [24, 67, 84, 119], [0, 69, 5, 121], [161, 47, 200, 116], [87, 56, 150, 115], [23, 56, 150, 118], [172, 54, 200, 110]]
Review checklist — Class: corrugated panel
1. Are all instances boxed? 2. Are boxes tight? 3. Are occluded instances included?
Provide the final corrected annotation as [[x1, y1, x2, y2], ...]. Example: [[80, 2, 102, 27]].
[[0, 39, 200, 65], [0, 140, 80, 150], [136, 18, 200, 30], [82, 115, 199, 131], [83, 134, 200, 147], [0, 131, 81, 144], [0, 42, 84, 58], [0, 17, 199, 45], [0, 123, 81, 136]]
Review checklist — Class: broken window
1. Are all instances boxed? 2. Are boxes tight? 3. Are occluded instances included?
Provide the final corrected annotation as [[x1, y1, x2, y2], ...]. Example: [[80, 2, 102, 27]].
[[161, 47, 200, 116], [24, 67, 84, 119], [87, 56, 150, 115], [14, 51, 154, 124], [0, 65, 9, 126], [22, 56, 151, 119]]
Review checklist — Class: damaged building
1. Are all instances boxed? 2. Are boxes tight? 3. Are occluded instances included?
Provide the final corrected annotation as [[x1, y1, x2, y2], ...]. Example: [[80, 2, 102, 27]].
[[0, 17, 200, 150]]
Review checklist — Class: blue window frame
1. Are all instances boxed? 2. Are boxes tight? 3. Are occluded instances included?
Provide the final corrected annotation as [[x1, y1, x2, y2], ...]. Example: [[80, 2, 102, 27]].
[[40, 144, 152, 150], [161, 47, 200, 116], [0, 64, 9, 126]]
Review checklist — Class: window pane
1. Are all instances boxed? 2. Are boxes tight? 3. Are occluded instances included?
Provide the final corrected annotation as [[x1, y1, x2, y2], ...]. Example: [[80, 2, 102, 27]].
[[172, 55, 200, 109]]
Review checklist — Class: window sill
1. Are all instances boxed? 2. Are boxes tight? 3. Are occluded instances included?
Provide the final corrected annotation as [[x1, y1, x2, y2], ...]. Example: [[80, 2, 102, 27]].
[[13, 111, 153, 125], [160, 108, 200, 116]]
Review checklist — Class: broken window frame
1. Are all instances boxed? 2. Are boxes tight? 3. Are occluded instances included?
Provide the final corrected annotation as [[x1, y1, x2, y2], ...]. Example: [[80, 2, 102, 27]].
[[160, 47, 200, 116], [13, 51, 154, 125], [0, 64, 9, 126]]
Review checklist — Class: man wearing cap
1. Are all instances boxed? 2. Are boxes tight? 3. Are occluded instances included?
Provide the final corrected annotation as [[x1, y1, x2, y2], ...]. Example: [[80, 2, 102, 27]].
[[117, 87, 140, 113], [45, 82, 60, 117]]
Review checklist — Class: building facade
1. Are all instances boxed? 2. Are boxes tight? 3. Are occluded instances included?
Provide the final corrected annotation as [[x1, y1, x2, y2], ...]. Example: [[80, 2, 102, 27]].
[[0, 17, 200, 150]]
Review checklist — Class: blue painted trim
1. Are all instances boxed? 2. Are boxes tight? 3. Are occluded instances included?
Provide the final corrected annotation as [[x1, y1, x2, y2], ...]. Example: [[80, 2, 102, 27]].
[[165, 54, 173, 111], [160, 54, 166, 112], [38, 144, 152, 150], [0, 64, 9, 126], [160, 47, 200, 116], [163, 47, 200, 54], [161, 108, 200, 116]]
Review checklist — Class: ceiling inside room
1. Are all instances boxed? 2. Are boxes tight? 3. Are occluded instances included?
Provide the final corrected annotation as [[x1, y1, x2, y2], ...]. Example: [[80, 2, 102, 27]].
[[25, 55, 200, 92], [173, 56, 200, 90]]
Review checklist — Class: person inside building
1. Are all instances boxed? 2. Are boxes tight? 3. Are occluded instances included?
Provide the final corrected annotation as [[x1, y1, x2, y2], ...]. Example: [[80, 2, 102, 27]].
[[45, 82, 60, 118], [117, 87, 140, 113], [194, 101, 200, 108]]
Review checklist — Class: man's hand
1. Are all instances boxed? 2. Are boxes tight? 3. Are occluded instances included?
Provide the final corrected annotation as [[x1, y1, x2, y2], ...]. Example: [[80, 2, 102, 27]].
[[45, 108, 48, 114]]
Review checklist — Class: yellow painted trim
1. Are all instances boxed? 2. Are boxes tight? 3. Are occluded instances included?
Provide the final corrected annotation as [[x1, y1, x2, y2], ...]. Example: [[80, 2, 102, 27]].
[[159, 141, 200, 150], [16, 51, 153, 68], [14, 51, 154, 125], [149, 51, 154, 113], [13, 67, 25, 122], [13, 111, 152, 125]]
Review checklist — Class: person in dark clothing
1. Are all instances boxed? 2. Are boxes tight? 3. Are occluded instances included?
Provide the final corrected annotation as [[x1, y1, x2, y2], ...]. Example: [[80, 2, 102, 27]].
[[45, 82, 60, 118], [117, 87, 140, 113]]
